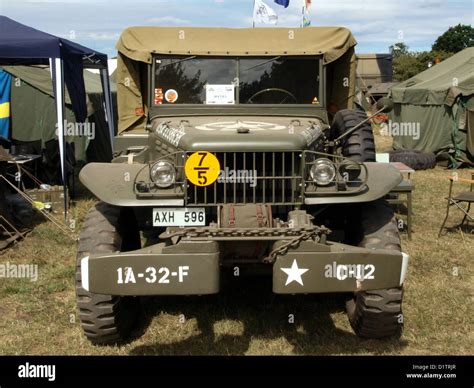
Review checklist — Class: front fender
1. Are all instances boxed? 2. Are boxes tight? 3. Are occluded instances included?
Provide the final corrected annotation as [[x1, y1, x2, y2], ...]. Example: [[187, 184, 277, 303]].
[[304, 162, 403, 205], [79, 163, 184, 207]]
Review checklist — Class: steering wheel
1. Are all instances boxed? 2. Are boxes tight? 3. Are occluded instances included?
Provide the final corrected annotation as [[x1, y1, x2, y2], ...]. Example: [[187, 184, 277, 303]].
[[247, 88, 298, 104]]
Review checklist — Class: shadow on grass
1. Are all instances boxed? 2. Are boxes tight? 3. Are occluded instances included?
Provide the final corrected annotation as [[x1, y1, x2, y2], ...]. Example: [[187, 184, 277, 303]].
[[129, 272, 408, 355]]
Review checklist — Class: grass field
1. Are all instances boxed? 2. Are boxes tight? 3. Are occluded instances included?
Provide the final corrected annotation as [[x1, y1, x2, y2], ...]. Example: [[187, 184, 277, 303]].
[[0, 134, 473, 355]]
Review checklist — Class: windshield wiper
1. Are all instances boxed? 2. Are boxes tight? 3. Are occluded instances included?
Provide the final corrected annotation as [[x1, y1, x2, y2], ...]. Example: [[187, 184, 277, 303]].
[[161, 56, 197, 68], [242, 56, 281, 72]]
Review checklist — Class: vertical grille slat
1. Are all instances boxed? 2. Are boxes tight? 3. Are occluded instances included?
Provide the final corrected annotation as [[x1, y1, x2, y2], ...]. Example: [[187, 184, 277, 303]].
[[282, 152, 285, 203], [233, 153, 237, 203], [291, 152, 295, 203], [243, 152, 246, 203], [272, 152, 275, 203], [262, 152, 266, 203], [223, 153, 227, 203], [253, 152, 256, 204], [213, 174, 217, 205]]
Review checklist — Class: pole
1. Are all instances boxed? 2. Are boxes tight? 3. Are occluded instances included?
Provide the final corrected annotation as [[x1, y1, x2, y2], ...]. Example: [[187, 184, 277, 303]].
[[253, 0, 256, 28], [52, 58, 68, 220]]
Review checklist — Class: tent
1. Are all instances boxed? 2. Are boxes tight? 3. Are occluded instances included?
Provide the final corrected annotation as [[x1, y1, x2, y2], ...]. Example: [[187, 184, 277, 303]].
[[1, 65, 116, 165], [0, 16, 115, 213], [390, 47, 474, 167], [356, 53, 393, 90]]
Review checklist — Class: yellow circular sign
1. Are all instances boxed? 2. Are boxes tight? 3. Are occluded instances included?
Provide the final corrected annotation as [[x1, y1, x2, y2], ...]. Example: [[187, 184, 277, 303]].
[[185, 151, 221, 187]]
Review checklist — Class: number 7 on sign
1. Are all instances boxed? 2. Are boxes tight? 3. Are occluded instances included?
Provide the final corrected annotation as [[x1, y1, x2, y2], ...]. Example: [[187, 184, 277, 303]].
[[184, 151, 221, 187]]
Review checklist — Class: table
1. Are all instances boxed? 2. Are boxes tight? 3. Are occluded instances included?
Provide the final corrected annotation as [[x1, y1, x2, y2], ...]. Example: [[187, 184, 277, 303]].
[[6, 154, 42, 189]]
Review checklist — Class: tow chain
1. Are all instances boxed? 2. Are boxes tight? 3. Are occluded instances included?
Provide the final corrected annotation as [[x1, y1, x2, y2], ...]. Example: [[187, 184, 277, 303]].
[[159, 225, 331, 264], [263, 228, 327, 264]]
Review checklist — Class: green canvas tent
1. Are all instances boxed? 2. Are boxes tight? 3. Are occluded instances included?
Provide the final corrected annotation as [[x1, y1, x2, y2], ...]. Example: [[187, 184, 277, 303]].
[[390, 47, 474, 167], [1, 65, 116, 164]]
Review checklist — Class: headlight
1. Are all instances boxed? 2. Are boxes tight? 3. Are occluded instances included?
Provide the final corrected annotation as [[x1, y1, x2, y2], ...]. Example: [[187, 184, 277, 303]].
[[310, 158, 336, 186], [150, 161, 176, 188], [338, 160, 362, 182]]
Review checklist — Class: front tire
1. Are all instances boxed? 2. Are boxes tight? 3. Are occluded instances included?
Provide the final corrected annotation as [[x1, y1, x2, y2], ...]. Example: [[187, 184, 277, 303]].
[[75, 202, 141, 345], [346, 200, 404, 339]]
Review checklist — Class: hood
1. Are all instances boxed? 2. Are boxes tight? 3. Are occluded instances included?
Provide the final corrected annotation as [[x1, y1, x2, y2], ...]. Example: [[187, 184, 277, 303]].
[[150, 116, 327, 152]]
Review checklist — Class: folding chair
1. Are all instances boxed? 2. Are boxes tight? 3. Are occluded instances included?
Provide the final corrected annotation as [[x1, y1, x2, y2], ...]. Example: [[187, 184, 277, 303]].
[[438, 170, 474, 237]]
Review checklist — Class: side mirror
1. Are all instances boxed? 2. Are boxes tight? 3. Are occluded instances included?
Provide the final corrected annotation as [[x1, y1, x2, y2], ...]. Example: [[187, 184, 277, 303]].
[[376, 97, 394, 113]]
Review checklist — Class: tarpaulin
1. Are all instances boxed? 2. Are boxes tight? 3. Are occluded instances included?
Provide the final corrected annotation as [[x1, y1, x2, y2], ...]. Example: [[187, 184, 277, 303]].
[[0, 69, 12, 139]]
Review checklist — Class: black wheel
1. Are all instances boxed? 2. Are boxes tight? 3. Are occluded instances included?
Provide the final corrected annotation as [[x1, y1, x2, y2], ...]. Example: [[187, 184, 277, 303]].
[[76, 202, 141, 345], [389, 149, 436, 170], [346, 200, 404, 339], [332, 109, 376, 162]]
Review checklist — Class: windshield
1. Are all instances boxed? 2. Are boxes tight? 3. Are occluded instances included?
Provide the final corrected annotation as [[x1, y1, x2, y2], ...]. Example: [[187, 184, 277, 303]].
[[153, 56, 320, 105]]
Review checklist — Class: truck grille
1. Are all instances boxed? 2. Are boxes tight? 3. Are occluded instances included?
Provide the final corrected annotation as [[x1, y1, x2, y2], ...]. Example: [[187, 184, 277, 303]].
[[186, 152, 303, 205]]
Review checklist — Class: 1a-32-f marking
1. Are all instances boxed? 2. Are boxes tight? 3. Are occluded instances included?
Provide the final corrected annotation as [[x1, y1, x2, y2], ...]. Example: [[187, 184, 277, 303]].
[[117, 266, 189, 284]]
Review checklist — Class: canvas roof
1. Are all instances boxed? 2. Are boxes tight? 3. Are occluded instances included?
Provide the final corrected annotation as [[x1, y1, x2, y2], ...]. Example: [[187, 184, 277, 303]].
[[0, 16, 107, 67], [115, 26, 358, 133], [116, 26, 357, 65], [1, 65, 116, 108], [391, 47, 474, 106]]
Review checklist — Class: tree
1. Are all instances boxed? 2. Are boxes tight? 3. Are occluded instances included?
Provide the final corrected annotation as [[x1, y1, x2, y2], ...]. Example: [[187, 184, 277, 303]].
[[389, 42, 410, 59], [392, 53, 421, 81], [432, 24, 474, 53]]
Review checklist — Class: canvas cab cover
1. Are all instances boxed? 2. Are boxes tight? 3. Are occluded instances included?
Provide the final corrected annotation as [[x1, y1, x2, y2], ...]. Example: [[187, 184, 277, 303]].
[[115, 26, 357, 133]]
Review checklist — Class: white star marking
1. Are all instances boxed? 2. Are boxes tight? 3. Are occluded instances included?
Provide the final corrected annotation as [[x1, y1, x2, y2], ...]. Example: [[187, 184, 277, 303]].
[[280, 259, 309, 286]]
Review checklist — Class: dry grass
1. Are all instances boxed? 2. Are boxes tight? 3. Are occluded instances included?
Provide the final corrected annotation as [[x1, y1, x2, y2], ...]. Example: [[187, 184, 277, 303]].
[[0, 135, 473, 355]]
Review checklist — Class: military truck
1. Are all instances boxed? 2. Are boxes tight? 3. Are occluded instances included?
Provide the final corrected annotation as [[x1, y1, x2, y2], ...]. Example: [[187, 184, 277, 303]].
[[76, 27, 409, 344]]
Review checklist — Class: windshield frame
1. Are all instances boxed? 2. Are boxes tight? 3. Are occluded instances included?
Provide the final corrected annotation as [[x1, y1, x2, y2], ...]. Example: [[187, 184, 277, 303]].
[[149, 54, 325, 110]]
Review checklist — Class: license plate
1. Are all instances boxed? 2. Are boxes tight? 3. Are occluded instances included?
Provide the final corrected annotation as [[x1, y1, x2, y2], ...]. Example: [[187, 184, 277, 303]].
[[152, 207, 205, 226]]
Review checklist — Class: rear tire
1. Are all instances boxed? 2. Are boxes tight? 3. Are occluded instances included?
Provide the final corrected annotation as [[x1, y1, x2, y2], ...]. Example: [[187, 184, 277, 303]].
[[75, 202, 141, 345], [346, 200, 404, 339], [332, 109, 376, 162]]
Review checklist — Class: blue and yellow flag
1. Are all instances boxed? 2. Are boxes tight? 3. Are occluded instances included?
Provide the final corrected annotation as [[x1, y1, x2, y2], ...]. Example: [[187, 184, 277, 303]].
[[0, 69, 12, 140]]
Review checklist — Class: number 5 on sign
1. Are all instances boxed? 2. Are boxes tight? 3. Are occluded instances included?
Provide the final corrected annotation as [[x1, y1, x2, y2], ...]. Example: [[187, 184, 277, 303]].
[[185, 151, 220, 187]]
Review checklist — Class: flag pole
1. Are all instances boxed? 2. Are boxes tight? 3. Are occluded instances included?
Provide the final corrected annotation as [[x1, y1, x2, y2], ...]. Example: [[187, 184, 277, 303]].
[[253, 0, 256, 28], [301, 2, 304, 28]]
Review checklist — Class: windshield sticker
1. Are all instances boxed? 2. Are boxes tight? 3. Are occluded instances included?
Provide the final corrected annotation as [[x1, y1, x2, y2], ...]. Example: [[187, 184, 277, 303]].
[[205, 84, 235, 105], [154, 88, 163, 105], [165, 89, 179, 103]]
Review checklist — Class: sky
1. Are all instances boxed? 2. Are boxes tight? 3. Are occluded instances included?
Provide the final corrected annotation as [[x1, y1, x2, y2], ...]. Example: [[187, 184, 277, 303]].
[[0, 0, 472, 57]]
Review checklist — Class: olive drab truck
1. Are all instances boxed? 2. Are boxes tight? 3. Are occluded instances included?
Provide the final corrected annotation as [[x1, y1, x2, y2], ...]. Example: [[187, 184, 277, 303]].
[[76, 27, 408, 344]]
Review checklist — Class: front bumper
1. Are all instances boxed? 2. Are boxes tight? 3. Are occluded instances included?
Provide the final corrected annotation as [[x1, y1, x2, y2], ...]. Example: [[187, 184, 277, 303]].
[[80, 238, 409, 296]]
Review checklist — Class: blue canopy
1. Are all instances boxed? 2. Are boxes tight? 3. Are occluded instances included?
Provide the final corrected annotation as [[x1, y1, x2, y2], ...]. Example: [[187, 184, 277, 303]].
[[0, 16, 107, 67], [0, 16, 108, 124]]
